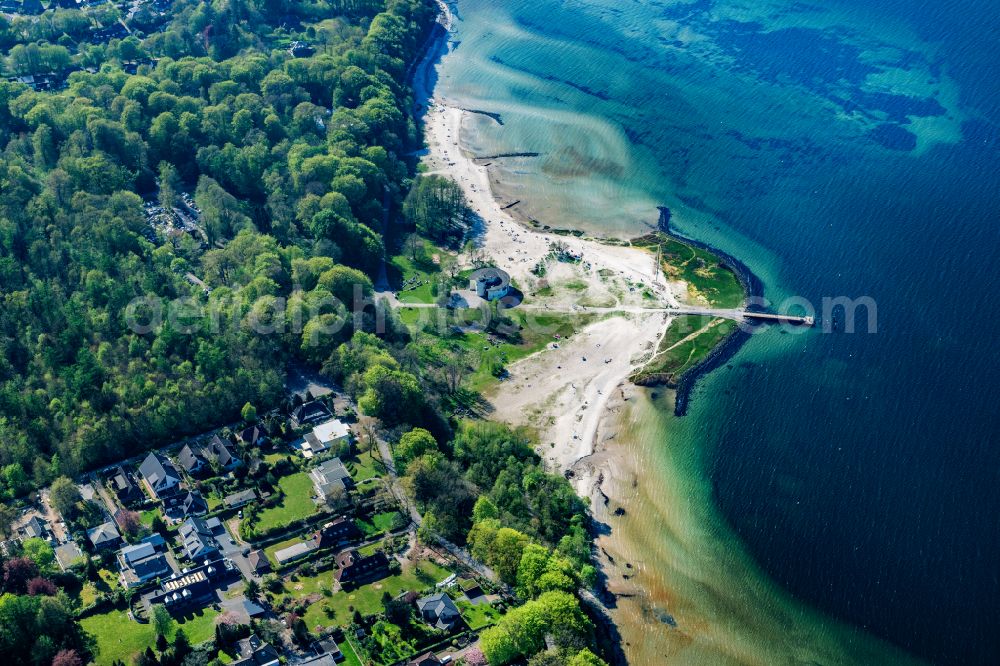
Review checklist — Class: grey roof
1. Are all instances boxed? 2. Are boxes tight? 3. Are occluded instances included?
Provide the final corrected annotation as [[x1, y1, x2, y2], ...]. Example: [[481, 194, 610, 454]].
[[274, 540, 315, 564], [54, 542, 84, 570], [224, 489, 257, 507], [182, 490, 208, 516], [23, 516, 48, 538], [177, 444, 206, 473], [416, 593, 461, 630], [139, 453, 180, 492], [310, 457, 352, 497], [290, 401, 332, 426], [232, 635, 280, 666], [238, 425, 265, 445], [88, 521, 121, 546], [120, 541, 156, 566], [127, 551, 171, 581], [178, 516, 218, 560], [205, 435, 238, 468]]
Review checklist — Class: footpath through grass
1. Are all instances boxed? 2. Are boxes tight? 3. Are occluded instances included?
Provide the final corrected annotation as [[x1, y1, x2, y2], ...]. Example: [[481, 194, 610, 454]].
[[632, 315, 736, 385]]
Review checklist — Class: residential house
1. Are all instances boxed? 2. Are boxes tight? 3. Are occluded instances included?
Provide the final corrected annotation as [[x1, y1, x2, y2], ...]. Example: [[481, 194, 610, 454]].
[[310, 457, 353, 499], [247, 549, 271, 575], [237, 425, 267, 447], [334, 549, 389, 587], [108, 466, 142, 504], [290, 401, 332, 429], [204, 435, 241, 471], [224, 489, 256, 509], [408, 653, 443, 666], [313, 516, 361, 550], [304, 638, 344, 664], [54, 542, 84, 571], [177, 444, 208, 476], [20, 516, 50, 541], [139, 453, 183, 499], [231, 634, 281, 666], [303, 419, 351, 458], [274, 540, 316, 566], [178, 516, 219, 561], [146, 558, 236, 615], [416, 593, 462, 632], [181, 490, 209, 517], [118, 541, 171, 588], [88, 521, 122, 551]]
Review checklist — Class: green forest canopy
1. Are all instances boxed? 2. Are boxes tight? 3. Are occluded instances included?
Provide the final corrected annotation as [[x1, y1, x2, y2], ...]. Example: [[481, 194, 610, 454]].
[[0, 0, 437, 497]]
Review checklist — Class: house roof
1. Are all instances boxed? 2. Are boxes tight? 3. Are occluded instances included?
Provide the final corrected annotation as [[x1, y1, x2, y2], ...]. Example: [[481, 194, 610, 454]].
[[311, 419, 350, 445], [54, 542, 84, 570], [334, 549, 389, 582], [205, 435, 238, 467], [408, 653, 443, 666], [88, 521, 121, 546], [139, 453, 180, 490], [274, 541, 315, 564], [177, 444, 206, 472], [224, 489, 257, 507], [182, 490, 208, 516], [416, 592, 461, 629], [120, 541, 156, 566], [291, 401, 332, 426], [310, 457, 352, 497], [241, 598, 267, 618], [232, 635, 280, 666], [23, 516, 48, 538], [179, 516, 217, 560], [238, 425, 265, 445], [247, 549, 270, 572]]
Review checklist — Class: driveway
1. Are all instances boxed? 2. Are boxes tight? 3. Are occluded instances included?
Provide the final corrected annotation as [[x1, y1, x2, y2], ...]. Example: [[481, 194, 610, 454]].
[[213, 520, 255, 581]]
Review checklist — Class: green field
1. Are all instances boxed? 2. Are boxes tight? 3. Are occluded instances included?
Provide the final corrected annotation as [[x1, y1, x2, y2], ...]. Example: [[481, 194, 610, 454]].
[[81, 606, 220, 665], [255, 471, 317, 531], [457, 598, 501, 630], [632, 315, 737, 385], [633, 233, 744, 308], [291, 559, 453, 634], [345, 451, 382, 483], [356, 511, 405, 538], [390, 245, 443, 305]]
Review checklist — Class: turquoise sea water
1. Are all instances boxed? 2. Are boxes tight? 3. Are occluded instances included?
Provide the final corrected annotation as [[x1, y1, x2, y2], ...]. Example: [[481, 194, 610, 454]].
[[433, 0, 1000, 663]]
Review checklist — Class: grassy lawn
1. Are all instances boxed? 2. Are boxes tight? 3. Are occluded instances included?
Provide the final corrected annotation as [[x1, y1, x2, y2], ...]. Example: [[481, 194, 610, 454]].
[[356, 511, 404, 538], [255, 471, 317, 531], [457, 598, 501, 630], [391, 245, 442, 305], [633, 232, 744, 308], [339, 640, 363, 666], [293, 559, 453, 634], [81, 606, 220, 665], [345, 450, 382, 483], [77, 582, 100, 607], [139, 507, 162, 528], [632, 315, 736, 384]]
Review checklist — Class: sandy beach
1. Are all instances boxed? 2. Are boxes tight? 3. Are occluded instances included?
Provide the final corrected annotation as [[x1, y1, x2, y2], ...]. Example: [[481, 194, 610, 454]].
[[421, 101, 685, 475]]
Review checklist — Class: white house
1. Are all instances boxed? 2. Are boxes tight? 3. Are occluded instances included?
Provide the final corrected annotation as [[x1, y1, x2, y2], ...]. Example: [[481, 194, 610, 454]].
[[302, 419, 351, 458]]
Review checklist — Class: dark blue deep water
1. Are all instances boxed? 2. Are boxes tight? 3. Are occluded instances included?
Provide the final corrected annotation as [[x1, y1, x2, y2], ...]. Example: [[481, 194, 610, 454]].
[[698, 1, 1000, 661], [442, 0, 1000, 662]]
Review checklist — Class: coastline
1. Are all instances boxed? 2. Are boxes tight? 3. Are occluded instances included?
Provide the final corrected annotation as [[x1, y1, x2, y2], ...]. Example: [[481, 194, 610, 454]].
[[409, 3, 924, 665], [652, 207, 763, 417]]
